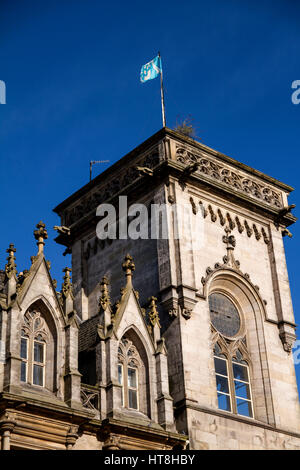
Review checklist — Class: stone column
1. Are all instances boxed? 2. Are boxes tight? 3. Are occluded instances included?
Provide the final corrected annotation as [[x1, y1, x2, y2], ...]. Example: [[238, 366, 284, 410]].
[[0, 419, 16, 451], [155, 339, 175, 431], [65, 426, 78, 450], [64, 317, 82, 409]]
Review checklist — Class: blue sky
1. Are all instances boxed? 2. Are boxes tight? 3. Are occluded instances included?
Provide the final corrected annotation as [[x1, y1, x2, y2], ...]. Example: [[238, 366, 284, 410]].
[[1, 1, 300, 384]]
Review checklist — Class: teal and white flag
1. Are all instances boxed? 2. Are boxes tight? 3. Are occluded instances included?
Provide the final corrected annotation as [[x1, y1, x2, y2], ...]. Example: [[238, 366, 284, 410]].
[[140, 55, 162, 83]]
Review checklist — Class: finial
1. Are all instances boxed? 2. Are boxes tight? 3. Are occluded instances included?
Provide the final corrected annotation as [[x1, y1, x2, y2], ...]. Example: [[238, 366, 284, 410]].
[[61, 267, 72, 298], [34, 221, 48, 254], [99, 276, 110, 311], [122, 254, 135, 284], [222, 226, 236, 250], [5, 243, 17, 279], [148, 296, 161, 329]]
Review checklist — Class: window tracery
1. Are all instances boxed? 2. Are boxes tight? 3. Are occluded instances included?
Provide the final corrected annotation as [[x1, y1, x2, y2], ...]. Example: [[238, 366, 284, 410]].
[[20, 309, 48, 387]]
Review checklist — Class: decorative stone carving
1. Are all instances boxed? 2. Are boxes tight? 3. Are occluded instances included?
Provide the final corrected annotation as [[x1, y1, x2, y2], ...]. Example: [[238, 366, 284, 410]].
[[226, 213, 236, 230], [122, 254, 135, 281], [176, 146, 283, 209], [34, 221, 48, 254], [180, 307, 192, 319], [16, 269, 30, 294], [99, 276, 110, 311], [22, 309, 48, 342], [199, 201, 208, 218], [5, 244, 17, 280], [189, 197, 198, 215], [80, 384, 100, 411], [195, 201, 268, 247], [147, 296, 161, 329], [261, 227, 270, 245], [253, 224, 261, 241], [64, 149, 161, 227], [208, 205, 217, 222], [217, 209, 226, 226], [222, 227, 236, 249], [244, 220, 253, 237], [61, 267, 73, 299], [235, 216, 244, 233]]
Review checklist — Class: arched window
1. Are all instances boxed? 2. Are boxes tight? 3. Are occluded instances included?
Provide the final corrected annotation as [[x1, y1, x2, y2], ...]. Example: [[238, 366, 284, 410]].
[[117, 337, 140, 410], [20, 309, 49, 388], [209, 293, 254, 418]]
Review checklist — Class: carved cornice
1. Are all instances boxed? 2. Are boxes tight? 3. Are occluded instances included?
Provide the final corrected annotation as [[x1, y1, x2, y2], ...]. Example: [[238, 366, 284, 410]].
[[61, 149, 161, 227], [176, 145, 283, 209], [188, 198, 270, 245]]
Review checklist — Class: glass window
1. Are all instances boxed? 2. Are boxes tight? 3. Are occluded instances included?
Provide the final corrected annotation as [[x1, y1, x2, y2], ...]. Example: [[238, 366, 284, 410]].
[[20, 310, 47, 387], [214, 346, 232, 413], [232, 357, 253, 417], [217, 393, 231, 412], [213, 336, 253, 418], [128, 367, 137, 388], [214, 357, 228, 376], [21, 361, 27, 383], [33, 364, 44, 386], [118, 338, 140, 411], [118, 364, 123, 385], [128, 367, 138, 410], [20, 337, 27, 360], [118, 364, 124, 406], [209, 293, 240, 337], [20, 336, 28, 382], [34, 341, 44, 363]]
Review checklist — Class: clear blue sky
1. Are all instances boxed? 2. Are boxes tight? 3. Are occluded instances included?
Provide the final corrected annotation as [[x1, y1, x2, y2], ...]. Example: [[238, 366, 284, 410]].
[[1, 1, 300, 385]]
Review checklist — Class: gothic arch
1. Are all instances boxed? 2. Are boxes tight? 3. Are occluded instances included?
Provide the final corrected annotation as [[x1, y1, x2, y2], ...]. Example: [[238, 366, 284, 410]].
[[20, 298, 59, 394], [118, 326, 152, 418], [205, 269, 275, 426]]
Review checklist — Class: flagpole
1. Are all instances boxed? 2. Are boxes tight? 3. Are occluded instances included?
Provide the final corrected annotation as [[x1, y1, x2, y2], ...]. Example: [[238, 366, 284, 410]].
[[158, 52, 166, 127]]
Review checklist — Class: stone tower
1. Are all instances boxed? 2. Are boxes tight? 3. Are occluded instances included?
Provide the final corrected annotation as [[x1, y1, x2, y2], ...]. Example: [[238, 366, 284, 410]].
[[53, 128, 300, 449], [0, 128, 299, 450]]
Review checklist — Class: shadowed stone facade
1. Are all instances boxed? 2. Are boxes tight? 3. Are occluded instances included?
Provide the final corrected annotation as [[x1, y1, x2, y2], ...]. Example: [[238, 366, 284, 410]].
[[0, 128, 299, 449]]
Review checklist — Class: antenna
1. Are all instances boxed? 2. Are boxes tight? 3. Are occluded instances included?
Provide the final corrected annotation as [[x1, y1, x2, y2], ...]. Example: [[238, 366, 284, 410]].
[[89, 160, 110, 181]]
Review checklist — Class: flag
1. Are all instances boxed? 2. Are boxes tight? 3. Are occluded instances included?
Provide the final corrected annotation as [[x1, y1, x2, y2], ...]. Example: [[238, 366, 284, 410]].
[[140, 55, 162, 83]]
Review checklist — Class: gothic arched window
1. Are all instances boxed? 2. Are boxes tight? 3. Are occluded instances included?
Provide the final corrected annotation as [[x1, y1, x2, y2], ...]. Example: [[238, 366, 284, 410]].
[[117, 337, 142, 411], [20, 309, 48, 387], [209, 293, 254, 418]]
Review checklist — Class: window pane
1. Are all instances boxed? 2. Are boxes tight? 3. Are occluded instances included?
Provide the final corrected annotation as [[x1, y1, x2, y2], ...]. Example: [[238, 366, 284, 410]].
[[20, 338, 27, 359], [33, 365, 44, 386], [217, 393, 231, 412], [128, 368, 137, 388], [209, 293, 240, 337], [214, 357, 228, 376], [216, 374, 229, 394], [118, 364, 123, 385], [236, 398, 253, 417], [21, 361, 26, 382], [234, 380, 251, 400], [233, 363, 249, 382], [34, 342, 44, 363], [128, 389, 138, 409]]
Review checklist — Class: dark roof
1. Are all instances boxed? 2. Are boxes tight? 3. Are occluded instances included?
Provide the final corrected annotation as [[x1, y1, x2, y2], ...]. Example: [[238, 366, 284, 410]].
[[78, 314, 100, 352]]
